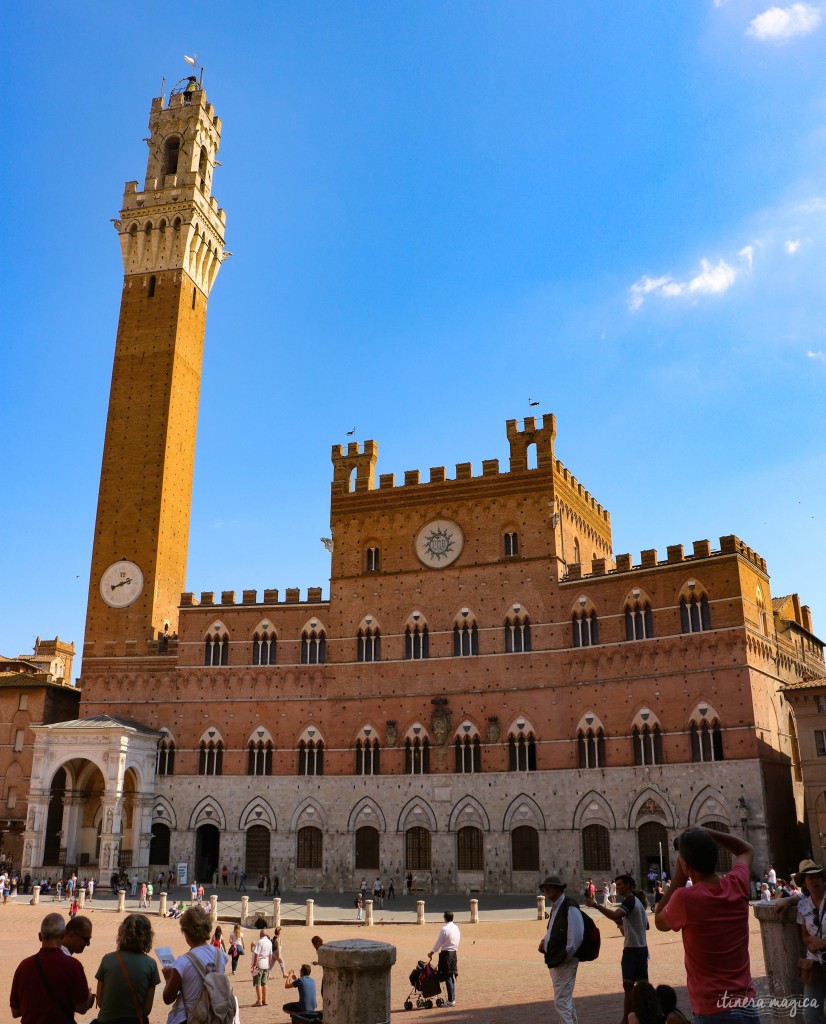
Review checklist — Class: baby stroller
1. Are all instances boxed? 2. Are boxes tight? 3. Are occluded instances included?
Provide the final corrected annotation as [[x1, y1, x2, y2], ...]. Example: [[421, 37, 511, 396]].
[[404, 959, 444, 1010]]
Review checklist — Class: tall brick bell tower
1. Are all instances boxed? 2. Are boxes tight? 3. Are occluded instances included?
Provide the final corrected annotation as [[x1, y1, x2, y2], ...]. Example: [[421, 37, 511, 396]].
[[84, 79, 227, 652]]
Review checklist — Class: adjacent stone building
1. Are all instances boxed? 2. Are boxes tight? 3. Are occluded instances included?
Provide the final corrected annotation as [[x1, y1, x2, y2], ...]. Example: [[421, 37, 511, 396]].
[[18, 78, 825, 890], [0, 638, 78, 865]]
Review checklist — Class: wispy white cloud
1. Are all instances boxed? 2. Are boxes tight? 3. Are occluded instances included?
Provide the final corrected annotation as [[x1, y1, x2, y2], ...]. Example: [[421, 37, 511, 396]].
[[784, 238, 802, 253], [628, 255, 745, 312], [808, 349, 826, 362], [795, 197, 826, 214], [746, 3, 822, 42], [738, 245, 755, 270]]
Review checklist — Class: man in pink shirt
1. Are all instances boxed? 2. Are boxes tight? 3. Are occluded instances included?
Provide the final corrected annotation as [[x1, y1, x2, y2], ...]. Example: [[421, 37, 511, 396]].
[[655, 826, 757, 1022]]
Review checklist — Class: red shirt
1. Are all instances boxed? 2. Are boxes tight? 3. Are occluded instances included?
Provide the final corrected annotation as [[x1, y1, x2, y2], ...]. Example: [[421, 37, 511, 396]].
[[663, 861, 755, 1016], [10, 948, 90, 1023]]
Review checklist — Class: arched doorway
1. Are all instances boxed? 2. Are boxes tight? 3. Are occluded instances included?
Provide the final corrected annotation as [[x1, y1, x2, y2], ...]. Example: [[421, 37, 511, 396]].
[[355, 826, 380, 870], [195, 824, 220, 882], [149, 824, 171, 867], [638, 821, 669, 883], [245, 825, 270, 879], [43, 767, 67, 866]]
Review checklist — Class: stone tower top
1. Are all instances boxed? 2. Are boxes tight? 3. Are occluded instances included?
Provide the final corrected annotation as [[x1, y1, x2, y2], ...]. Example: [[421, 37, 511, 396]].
[[115, 80, 227, 294]]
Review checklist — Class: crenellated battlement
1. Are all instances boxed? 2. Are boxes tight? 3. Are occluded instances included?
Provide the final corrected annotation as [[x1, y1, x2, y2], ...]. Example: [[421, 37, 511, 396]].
[[331, 440, 378, 494], [505, 413, 556, 470], [180, 587, 328, 608], [562, 534, 768, 582], [553, 459, 610, 523], [329, 414, 607, 520]]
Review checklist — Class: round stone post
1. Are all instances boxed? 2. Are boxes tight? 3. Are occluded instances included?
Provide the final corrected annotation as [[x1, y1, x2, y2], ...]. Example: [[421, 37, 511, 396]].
[[537, 895, 546, 919], [32, 885, 41, 905], [318, 939, 396, 1024], [272, 897, 281, 928], [752, 903, 802, 1021], [240, 895, 249, 923], [416, 900, 425, 925], [306, 899, 314, 926], [78, 888, 86, 908], [158, 892, 167, 917], [470, 898, 479, 923], [365, 899, 374, 926], [117, 889, 126, 913], [209, 894, 218, 926]]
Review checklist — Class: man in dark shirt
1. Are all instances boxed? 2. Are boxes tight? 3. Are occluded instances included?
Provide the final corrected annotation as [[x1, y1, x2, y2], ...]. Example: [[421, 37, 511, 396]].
[[11, 912, 94, 1023]]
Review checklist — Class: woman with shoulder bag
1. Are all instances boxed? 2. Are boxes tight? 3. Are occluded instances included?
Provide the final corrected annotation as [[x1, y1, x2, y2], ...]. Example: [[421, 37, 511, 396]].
[[94, 912, 160, 1024]]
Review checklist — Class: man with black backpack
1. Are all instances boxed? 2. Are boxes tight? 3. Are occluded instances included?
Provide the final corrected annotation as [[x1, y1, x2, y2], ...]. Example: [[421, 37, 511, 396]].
[[538, 874, 598, 1024]]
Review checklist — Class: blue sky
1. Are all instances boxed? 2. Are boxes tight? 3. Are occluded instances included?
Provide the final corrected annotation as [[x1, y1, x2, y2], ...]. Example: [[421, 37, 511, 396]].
[[2, 1, 825, 666]]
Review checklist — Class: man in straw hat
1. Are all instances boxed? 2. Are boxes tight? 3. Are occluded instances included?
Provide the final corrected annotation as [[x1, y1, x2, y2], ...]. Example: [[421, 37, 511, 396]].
[[794, 858, 826, 1024], [538, 875, 583, 1024], [655, 826, 757, 1021]]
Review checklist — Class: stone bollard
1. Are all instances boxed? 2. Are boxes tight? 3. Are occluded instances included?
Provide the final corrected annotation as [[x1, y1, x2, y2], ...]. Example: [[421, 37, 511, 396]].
[[32, 885, 41, 905], [752, 902, 802, 1021], [209, 894, 218, 925], [416, 900, 425, 925], [78, 888, 86, 908], [319, 939, 396, 1024], [365, 899, 374, 926], [272, 897, 281, 928], [158, 892, 167, 917], [470, 898, 479, 923], [537, 895, 546, 919], [117, 890, 126, 913], [306, 899, 314, 926], [240, 895, 249, 924]]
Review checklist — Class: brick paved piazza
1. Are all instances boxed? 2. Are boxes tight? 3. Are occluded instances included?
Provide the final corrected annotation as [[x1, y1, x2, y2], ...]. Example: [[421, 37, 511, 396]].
[[0, 893, 773, 1023]]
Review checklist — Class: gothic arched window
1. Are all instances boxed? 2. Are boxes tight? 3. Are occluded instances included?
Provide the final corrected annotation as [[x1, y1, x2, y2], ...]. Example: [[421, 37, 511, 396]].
[[198, 739, 223, 776], [405, 736, 430, 775], [577, 729, 605, 769], [405, 624, 429, 660], [298, 739, 324, 776], [572, 609, 599, 647], [357, 626, 381, 663], [505, 616, 531, 653], [454, 734, 481, 773], [204, 632, 228, 667], [301, 629, 326, 665], [625, 600, 654, 640], [453, 622, 478, 657], [681, 593, 711, 633], [252, 630, 276, 666], [156, 738, 175, 776], [247, 740, 273, 776]]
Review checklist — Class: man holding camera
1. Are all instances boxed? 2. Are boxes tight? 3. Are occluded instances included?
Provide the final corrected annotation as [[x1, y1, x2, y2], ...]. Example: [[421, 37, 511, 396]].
[[794, 859, 826, 1024], [655, 826, 757, 1022]]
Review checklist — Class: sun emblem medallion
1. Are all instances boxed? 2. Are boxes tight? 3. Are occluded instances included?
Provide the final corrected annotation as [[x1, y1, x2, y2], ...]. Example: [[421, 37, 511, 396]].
[[415, 519, 464, 568]]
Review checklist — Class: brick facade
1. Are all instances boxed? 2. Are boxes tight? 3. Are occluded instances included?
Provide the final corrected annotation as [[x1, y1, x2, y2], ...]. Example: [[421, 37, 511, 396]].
[[18, 82, 825, 891]]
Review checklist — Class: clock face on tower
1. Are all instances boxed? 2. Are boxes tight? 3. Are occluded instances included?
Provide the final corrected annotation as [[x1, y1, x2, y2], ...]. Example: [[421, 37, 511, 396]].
[[100, 560, 144, 608], [415, 519, 464, 568]]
